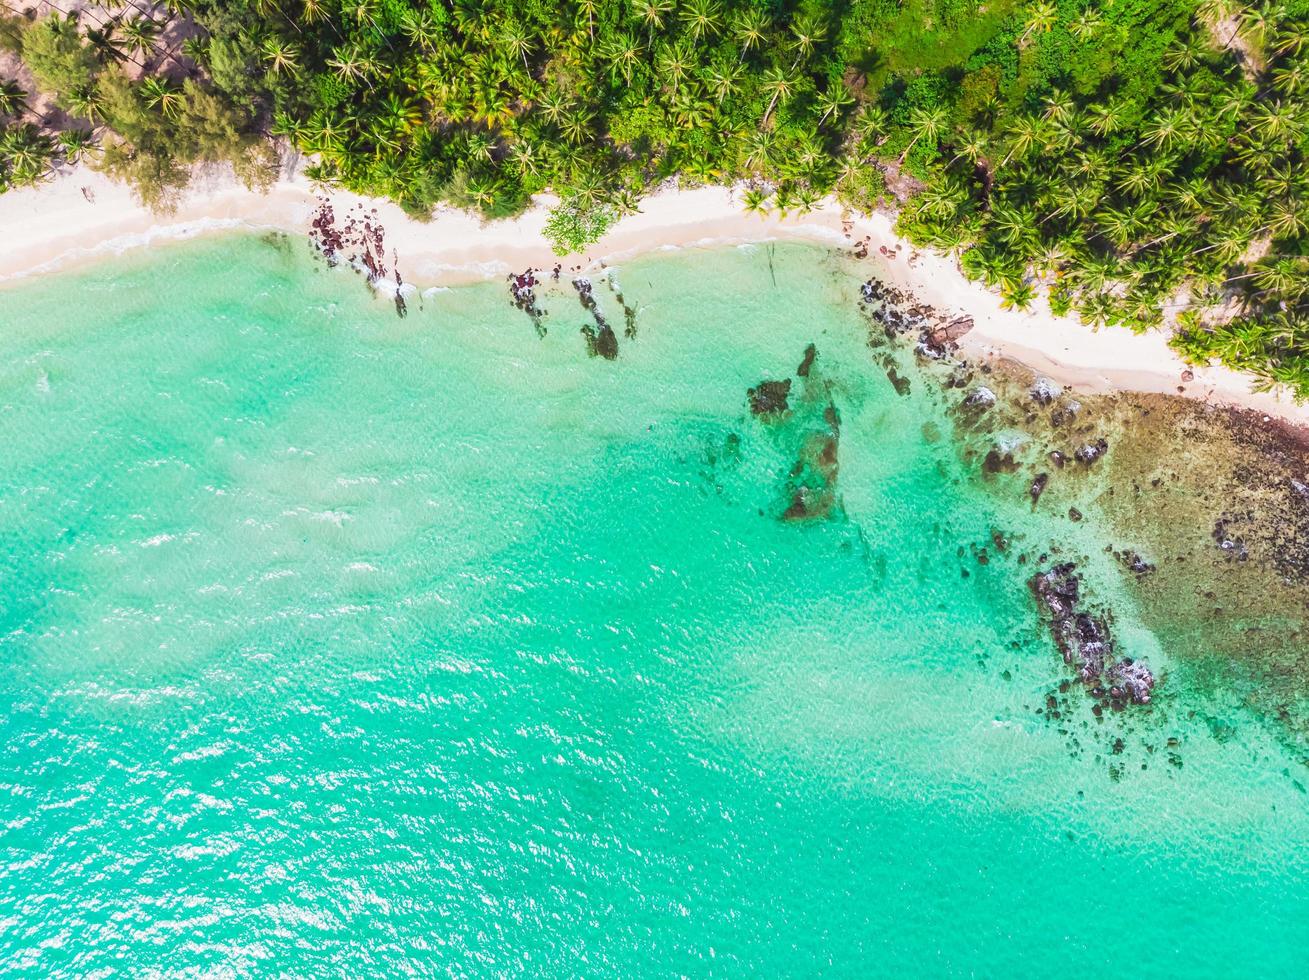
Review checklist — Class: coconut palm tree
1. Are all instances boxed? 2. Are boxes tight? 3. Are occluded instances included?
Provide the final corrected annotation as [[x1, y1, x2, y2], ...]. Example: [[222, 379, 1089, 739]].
[[633, 0, 674, 40], [815, 83, 854, 127], [262, 37, 302, 77], [788, 14, 826, 67], [1019, 2, 1058, 47], [760, 66, 797, 125], [0, 81, 28, 119], [57, 128, 98, 163], [741, 185, 771, 214], [141, 76, 186, 118], [119, 17, 160, 60], [680, 0, 724, 43], [731, 7, 769, 61], [705, 64, 742, 104]]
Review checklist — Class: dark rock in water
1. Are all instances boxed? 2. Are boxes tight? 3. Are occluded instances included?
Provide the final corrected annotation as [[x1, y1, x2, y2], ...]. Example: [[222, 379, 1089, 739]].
[[1051, 401, 1081, 428], [1212, 517, 1250, 561], [781, 431, 840, 521], [1074, 439, 1109, 464], [780, 399, 842, 522], [1068, 506, 1083, 522], [748, 379, 792, 417], [1117, 549, 1156, 576], [1049, 450, 1067, 469], [1030, 473, 1049, 506], [920, 315, 974, 358], [509, 268, 548, 337], [1030, 563, 1155, 705], [581, 322, 619, 360], [797, 343, 818, 378], [886, 366, 911, 396], [1030, 377, 1063, 405], [983, 448, 1020, 475], [964, 386, 997, 409], [1108, 659, 1155, 705]]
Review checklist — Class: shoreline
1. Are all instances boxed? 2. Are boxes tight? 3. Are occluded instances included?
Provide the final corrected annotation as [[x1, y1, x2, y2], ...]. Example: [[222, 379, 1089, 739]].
[[3, 160, 1307, 428]]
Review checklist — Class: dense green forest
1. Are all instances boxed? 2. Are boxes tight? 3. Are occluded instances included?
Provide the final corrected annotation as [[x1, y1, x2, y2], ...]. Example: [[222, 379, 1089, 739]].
[[1, 1, 1307, 393]]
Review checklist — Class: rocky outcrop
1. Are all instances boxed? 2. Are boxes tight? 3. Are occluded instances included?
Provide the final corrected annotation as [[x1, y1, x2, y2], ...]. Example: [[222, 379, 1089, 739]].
[[1030, 377, 1063, 405], [747, 379, 792, 417], [1030, 563, 1155, 706]]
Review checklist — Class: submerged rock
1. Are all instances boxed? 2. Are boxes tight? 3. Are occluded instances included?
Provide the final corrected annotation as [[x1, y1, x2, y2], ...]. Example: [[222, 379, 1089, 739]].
[[1074, 438, 1109, 464], [1030, 472, 1049, 506], [1030, 377, 1063, 405], [1030, 563, 1155, 705], [581, 322, 619, 360], [748, 379, 792, 418], [797, 343, 817, 378], [983, 447, 1021, 474], [1108, 659, 1155, 705]]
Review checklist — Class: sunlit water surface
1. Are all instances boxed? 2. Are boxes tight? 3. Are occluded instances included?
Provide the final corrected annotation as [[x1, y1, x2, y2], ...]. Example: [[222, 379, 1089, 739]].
[[0, 236, 1305, 975]]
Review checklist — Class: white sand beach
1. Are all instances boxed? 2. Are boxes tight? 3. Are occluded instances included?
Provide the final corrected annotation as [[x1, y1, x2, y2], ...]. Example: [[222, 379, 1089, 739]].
[[2, 158, 1306, 426]]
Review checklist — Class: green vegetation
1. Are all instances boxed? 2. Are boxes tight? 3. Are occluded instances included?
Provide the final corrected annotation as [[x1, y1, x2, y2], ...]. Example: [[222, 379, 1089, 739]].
[[1, 2, 1307, 392]]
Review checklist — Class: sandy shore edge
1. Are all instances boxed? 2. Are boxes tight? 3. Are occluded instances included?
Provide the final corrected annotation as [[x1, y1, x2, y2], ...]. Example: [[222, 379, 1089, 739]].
[[3, 160, 1306, 426]]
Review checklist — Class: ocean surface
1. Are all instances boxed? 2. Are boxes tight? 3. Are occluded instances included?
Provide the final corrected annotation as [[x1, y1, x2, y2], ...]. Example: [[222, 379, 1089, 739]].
[[0, 235, 1305, 976]]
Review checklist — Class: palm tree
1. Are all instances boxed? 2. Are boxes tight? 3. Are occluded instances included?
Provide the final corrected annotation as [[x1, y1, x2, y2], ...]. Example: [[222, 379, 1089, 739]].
[[1000, 114, 1046, 166], [501, 21, 534, 71], [1019, 2, 1058, 47], [732, 7, 769, 61], [1238, 4, 1282, 50], [301, 0, 331, 26], [1069, 10, 1103, 41], [0, 81, 28, 119], [1087, 98, 1129, 137], [576, 0, 600, 41], [560, 107, 594, 145], [1041, 88, 1074, 125], [705, 64, 743, 104], [327, 45, 369, 85], [57, 128, 98, 164], [1, 124, 55, 183], [1272, 22, 1309, 56], [140, 76, 185, 119], [760, 66, 797, 125], [605, 33, 643, 85], [681, 0, 724, 43], [1251, 101, 1302, 142], [815, 83, 854, 127], [85, 23, 130, 65], [633, 0, 674, 40], [899, 105, 947, 162], [743, 129, 776, 171], [655, 42, 694, 94], [119, 17, 160, 60], [741, 186, 772, 215], [65, 84, 105, 123], [262, 37, 302, 77], [536, 89, 572, 126], [789, 14, 826, 67]]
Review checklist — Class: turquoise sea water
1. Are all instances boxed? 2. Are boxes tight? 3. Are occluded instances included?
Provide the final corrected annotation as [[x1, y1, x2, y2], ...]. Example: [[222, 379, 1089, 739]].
[[0, 235, 1306, 976]]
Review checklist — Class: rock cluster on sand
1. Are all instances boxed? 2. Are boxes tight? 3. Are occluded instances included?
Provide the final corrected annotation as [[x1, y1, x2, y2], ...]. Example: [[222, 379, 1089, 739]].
[[509, 269, 548, 337], [309, 199, 406, 315]]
